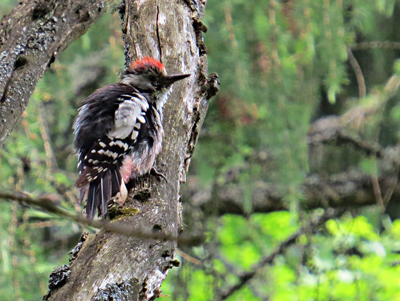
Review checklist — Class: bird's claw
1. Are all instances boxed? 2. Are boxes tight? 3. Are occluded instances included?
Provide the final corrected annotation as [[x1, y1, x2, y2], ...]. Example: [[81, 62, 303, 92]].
[[113, 181, 128, 206], [150, 167, 167, 182]]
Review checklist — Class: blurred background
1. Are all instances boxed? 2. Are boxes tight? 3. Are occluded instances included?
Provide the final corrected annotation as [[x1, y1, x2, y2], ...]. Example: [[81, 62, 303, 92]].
[[2, 0, 400, 300]]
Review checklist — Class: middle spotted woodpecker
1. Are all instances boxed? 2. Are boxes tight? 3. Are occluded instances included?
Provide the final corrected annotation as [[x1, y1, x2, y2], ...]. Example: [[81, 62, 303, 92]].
[[73, 57, 190, 219]]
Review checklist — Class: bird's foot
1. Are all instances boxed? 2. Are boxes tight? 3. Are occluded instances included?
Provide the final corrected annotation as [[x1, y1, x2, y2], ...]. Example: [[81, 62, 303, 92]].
[[150, 167, 167, 182], [114, 181, 128, 206]]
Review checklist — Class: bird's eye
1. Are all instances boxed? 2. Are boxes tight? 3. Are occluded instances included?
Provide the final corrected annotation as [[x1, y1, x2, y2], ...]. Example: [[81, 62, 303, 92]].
[[150, 76, 159, 87]]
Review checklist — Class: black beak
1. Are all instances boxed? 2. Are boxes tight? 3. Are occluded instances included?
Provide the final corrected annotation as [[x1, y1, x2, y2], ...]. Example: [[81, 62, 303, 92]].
[[160, 73, 191, 86]]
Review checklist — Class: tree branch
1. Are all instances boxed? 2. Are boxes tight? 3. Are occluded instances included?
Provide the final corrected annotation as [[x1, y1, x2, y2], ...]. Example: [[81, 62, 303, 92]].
[[0, 190, 204, 246], [185, 168, 400, 216], [0, 0, 111, 147]]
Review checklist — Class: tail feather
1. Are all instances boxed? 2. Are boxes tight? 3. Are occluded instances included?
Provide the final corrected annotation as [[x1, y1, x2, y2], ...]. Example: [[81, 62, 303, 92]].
[[78, 185, 88, 204], [99, 170, 112, 216], [83, 168, 123, 219], [86, 183, 98, 220], [111, 169, 122, 196]]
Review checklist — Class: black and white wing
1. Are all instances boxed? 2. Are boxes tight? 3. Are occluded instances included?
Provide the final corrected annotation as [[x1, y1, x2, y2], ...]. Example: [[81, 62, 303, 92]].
[[73, 84, 149, 218]]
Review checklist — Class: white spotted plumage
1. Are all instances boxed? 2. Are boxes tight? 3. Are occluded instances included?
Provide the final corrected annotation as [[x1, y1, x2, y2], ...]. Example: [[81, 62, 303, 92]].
[[74, 56, 190, 219]]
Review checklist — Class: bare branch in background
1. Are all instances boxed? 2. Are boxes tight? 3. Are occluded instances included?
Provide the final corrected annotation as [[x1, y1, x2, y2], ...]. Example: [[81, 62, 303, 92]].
[[221, 209, 346, 299], [352, 41, 400, 51], [186, 168, 400, 216]]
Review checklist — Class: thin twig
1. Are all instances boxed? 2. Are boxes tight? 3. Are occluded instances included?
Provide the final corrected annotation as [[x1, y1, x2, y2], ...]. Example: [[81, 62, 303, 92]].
[[37, 102, 58, 175], [382, 137, 400, 207], [351, 41, 400, 51], [347, 47, 366, 99], [176, 249, 201, 265], [371, 168, 384, 212]]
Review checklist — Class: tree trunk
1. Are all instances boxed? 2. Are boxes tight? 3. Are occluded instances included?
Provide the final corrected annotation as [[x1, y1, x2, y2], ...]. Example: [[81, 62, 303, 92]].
[[41, 0, 217, 300]]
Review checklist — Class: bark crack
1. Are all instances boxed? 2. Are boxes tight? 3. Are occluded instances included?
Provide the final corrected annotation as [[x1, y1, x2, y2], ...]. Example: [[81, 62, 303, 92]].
[[0, 76, 12, 103], [155, 5, 162, 61], [1, 52, 28, 103]]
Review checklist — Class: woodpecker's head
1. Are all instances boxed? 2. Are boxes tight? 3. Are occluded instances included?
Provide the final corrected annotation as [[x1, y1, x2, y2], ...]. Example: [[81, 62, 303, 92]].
[[121, 57, 190, 100]]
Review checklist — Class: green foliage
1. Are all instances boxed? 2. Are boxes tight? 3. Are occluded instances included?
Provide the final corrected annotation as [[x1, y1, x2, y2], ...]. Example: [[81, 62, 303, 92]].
[[164, 0, 400, 300], [2, 0, 400, 300], [165, 212, 400, 300]]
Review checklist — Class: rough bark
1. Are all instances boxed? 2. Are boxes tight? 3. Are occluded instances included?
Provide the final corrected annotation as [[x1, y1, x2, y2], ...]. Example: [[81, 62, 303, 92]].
[[43, 0, 217, 300], [0, 0, 110, 147]]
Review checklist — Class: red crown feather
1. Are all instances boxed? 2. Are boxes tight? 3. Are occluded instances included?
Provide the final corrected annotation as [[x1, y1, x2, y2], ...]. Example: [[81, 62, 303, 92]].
[[129, 56, 165, 73]]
